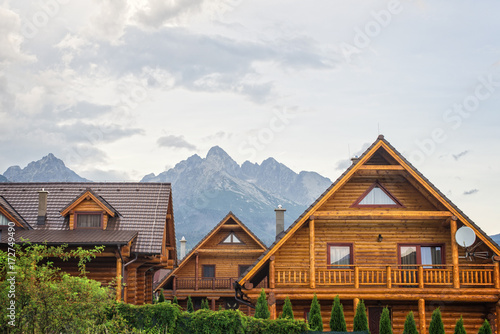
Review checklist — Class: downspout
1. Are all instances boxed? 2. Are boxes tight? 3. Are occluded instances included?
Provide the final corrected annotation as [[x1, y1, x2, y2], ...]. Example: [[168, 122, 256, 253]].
[[233, 281, 255, 309], [118, 247, 138, 301]]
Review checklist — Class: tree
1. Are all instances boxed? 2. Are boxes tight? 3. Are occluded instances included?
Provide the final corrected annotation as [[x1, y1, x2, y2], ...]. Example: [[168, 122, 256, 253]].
[[478, 320, 491, 334], [309, 293, 323, 332], [353, 300, 369, 333], [403, 311, 418, 334], [254, 289, 270, 319], [379, 307, 392, 334], [172, 295, 178, 305], [187, 295, 194, 313], [201, 298, 210, 310], [157, 288, 165, 303], [429, 308, 445, 334], [330, 295, 347, 332], [280, 296, 294, 320], [454, 316, 466, 334]]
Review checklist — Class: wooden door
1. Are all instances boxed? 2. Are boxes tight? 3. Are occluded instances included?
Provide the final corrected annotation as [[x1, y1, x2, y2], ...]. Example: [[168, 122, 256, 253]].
[[368, 307, 387, 334]]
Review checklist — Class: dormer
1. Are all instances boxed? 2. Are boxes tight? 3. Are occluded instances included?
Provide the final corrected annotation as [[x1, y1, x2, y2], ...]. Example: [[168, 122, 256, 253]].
[[60, 189, 118, 230]]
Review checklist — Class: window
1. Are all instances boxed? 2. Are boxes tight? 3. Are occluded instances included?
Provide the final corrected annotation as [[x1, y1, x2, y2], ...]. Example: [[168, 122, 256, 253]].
[[239, 265, 251, 277], [221, 232, 242, 244], [399, 244, 443, 268], [0, 213, 10, 225], [76, 213, 102, 228], [202, 265, 215, 278], [352, 181, 403, 207], [327, 243, 352, 268]]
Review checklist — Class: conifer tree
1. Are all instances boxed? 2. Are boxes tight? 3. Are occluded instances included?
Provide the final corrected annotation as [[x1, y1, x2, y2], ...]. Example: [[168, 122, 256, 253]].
[[478, 320, 491, 334], [280, 296, 294, 320], [309, 293, 324, 332], [187, 295, 194, 313], [218, 305, 223, 311], [157, 289, 165, 303], [201, 298, 209, 310], [353, 300, 369, 333], [172, 295, 178, 305], [379, 307, 392, 334], [254, 289, 270, 319], [454, 316, 466, 334], [429, 308, 445, 334], [403, 311, 418, 334]]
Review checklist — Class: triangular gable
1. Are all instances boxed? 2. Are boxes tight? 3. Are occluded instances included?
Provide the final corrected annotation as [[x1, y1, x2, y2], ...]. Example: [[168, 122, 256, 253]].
[[0, 196, 32, 229], [351, 181, 403, 207], [239, 135, 500, 285], [60, 188, 117, 217], [155, 211, 266, 292]]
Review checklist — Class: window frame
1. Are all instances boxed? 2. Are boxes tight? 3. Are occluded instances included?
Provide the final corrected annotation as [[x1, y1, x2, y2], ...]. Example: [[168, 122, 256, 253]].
[[202, 264, 216, 278], [74, 211, 103, 229], [397, 243, 446, 266], [220, 231, 244, 245], [326, 243, 353, 269], [351, 180, 404, 208]]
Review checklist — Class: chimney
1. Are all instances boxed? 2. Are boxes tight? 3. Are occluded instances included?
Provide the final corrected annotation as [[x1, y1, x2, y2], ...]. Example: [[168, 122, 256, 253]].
[[351, 155, 360, 165], [275, 205, 286, 239], [180, 236, 186, 260], [37, 189, 49, 225]]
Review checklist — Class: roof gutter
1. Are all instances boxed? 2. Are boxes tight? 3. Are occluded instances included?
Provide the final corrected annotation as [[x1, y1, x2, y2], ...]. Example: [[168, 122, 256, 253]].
[[233, 281, 255, 309]]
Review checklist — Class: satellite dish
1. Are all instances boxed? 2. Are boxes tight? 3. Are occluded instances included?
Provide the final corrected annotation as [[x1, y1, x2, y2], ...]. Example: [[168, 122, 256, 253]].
[[455, 226, 476, 248]]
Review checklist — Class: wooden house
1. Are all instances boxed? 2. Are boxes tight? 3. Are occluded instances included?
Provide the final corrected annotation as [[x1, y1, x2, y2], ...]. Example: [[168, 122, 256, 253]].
[[156, 212, 266, 311], [0, 182, 176, 305], [237, 135, 500, 334]]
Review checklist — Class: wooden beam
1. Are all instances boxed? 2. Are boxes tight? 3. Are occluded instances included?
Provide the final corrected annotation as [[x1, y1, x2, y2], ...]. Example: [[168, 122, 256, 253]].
[[358, 165, 405, 170], [269, 256, 276, 289], [313, 210, 453, 220], [196, 249, 264, 254], [353, 298, 359, 313], [195, 253, 199, 291], [309, 219, 316, 289], [495, 262, 500, 290], [419, 299, 426, 334], [116, 256, 122, 301], [450, 219, 460, 289]]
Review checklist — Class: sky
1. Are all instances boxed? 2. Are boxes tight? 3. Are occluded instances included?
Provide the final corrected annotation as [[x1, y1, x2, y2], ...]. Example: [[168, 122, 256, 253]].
[[1, 0, 500, 234]]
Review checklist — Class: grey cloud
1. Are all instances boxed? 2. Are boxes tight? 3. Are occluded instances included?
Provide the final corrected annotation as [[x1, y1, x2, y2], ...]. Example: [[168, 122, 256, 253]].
[[157, 135, 197, 150], [453, 150, 469, 161], [335, 159, 351, 171], [79, 168, 132, 182], [463, 189, 479, 195], [89, 0, 129, 41], [57, 122, 144, 144]]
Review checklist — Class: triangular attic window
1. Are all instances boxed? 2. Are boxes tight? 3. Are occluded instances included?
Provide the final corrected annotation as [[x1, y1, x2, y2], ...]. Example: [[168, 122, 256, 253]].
[[222, 232, 243, 244], [352, 181, 403, 207]]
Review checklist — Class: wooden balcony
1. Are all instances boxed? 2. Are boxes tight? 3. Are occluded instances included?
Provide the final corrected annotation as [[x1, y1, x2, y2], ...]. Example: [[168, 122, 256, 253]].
[[173, 277, 268, 291], [275, 264, 499, 289]]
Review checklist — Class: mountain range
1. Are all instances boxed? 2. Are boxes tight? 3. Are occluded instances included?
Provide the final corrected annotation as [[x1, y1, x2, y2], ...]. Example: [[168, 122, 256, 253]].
[[1, 148, 332, 248]]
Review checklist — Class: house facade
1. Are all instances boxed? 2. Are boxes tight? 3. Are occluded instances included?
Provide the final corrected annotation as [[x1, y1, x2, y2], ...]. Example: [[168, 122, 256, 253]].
[[237, 136, 500, 334], [0, 182, 176, 305], [156, 212, 266, 312]]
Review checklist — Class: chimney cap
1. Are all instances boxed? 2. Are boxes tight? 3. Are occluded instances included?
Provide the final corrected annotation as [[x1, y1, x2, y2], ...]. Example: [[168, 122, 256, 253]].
[[275, 205, 286, 211], [180, 236, 186, 241]]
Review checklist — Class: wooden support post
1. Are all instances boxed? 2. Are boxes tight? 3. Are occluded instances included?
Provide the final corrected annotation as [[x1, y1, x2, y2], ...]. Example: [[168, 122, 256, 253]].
[[309, 219, 316, 289], [450, 218, 460, 289], [354, 298, 359, 312], [195, 252, 199, 291], [418, 266, 424, 289], [211, 298, 216, 311], [496, 302, 500, 334], [270, 303, 277, 320], [386, 266, 392, 289], [354, 266, 359, 289], [419, 299, 426, 334], [269, 256, 276, 289], [173, 276, 177, 295], [494, 262, 500, 289], [116, 256, 122, 301]]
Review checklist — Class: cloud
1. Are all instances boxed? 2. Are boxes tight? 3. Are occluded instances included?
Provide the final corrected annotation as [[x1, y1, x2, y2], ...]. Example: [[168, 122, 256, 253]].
[[463, 189, 479, 196], [157, 135, 197, 150], [334, 159, 351, 171], [0, 6, 36, 64], [453, 150, 469, 161], [87, 0, 130, 43], [79, 168, 132, 181], [133, 0, 204, 29]]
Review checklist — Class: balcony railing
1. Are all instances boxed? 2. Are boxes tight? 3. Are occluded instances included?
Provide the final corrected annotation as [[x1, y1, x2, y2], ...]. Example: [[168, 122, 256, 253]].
[[173, 277, 268, 291], [276, 264, 498, 289]]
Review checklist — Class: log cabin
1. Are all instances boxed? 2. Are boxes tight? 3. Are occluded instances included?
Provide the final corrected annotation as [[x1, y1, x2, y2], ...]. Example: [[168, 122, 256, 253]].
[[237, 135, 500, 334], [0, 182, 176, 305], [155, 212, 266, 312]]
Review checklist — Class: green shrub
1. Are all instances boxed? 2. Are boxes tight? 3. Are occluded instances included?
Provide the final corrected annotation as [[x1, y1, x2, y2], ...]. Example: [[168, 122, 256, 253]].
[[254, 289, 270, 319], [172, 295, 178, 305], [158, 289, 165, 303], [353, 300, 369, 333], [454, 316, 466, 334], [309, 293, 323, 331], [403, 311, 418, 334], [201, 298, 210, 310], [279, 296, 294, 320], [478, 320, 491, 334], [187, 296, 194, 313], [329, 295, 346, 332], [379, 307, 392, 334], [429, 308, 445, 334]]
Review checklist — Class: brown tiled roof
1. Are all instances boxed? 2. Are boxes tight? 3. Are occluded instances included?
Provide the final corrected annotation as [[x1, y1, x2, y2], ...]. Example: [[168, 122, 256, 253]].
[[238, 135, 500, 283], [0, 183, 172, 254], [0, 228, 137, 245], [0, 196, 32, 229]]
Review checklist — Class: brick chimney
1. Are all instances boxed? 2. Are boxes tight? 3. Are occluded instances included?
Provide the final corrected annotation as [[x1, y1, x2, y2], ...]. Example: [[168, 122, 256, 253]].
[[37, 189, 49, 225], [275, 205, 286, 239]]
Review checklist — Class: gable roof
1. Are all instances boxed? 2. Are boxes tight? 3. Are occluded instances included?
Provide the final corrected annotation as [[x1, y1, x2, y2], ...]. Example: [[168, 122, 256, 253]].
[[0, 182, 173, 254], [0, 195, 32, 229], [154, 211, 266, 291], [60, 188, 118, 217], [239, 135, 500, 285]]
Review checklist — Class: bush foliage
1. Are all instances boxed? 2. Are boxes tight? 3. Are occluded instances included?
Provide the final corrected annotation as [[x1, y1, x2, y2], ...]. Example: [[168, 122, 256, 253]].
[[353, 299, 369, 333], [403, 311, 418, 334], [279, 296, 294, 320], [254, 289, 270, 319], [330, 295, 347, 332], [454, 316, 466, 334], [309, 293, 323, 331], [379, 307, 392, 334], [429, 308, 445, 334], [478, 320, 491, 334]]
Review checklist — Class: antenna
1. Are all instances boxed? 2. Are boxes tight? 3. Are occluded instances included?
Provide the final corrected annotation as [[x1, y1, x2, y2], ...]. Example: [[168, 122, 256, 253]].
[[348, 144, 351, 160], [455, 226, 489, 261], [377, 123, 380, 135]]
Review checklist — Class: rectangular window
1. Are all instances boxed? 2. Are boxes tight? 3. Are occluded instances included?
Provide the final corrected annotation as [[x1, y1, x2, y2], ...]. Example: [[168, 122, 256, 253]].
[[327, 243, 352, 269], [202, 265, 215, 278], [399, 244, 443, 268], [76, 213, 102, 228]]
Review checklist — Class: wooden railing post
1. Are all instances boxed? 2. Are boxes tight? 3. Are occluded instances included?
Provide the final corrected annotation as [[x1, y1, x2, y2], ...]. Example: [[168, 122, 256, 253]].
[[386, 266, 392, 289], [354, 266, 359, 289], [450, 218, 460, 288], [418, 266, 424, 289], [212, 277, 215, 290], [494, 262, 500, 289], [309, 219, 316, 289], [419, 299, 426, 334]]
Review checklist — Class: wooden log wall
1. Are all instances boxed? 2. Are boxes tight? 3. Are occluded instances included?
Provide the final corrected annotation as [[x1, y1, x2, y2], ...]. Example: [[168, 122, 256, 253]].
[[69, 198, 108, 230]]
